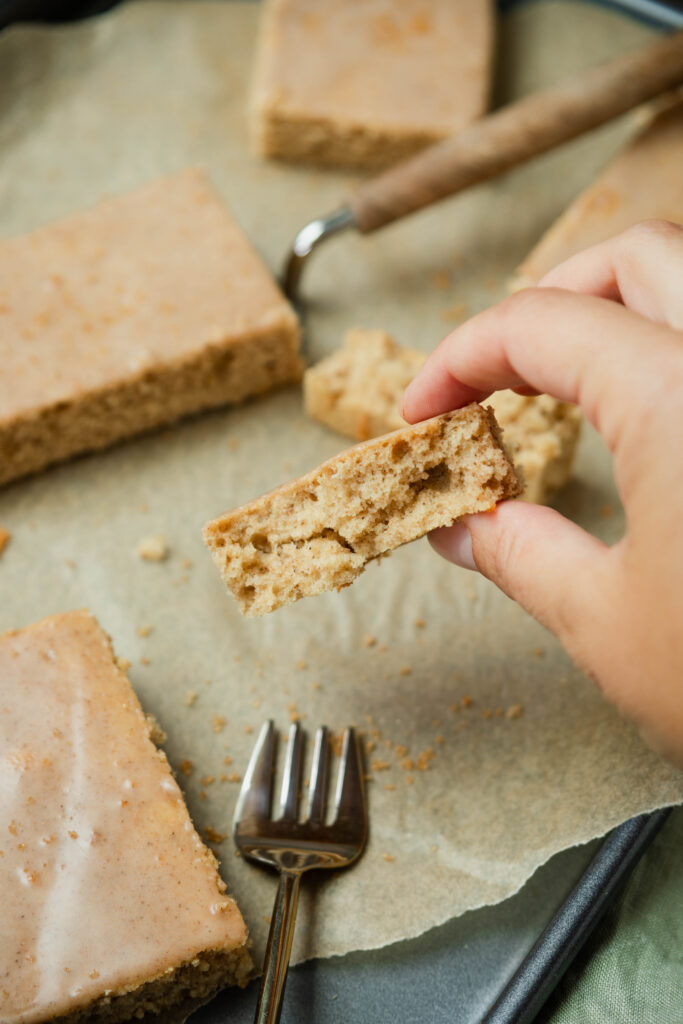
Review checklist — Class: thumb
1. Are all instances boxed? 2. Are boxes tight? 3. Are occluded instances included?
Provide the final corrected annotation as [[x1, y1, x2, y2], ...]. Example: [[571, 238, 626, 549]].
[[430, 501, 612, 647]]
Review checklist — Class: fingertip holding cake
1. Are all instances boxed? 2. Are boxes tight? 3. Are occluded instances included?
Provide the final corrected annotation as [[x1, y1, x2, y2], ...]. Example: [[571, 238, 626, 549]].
[[304, 329, 582, 506], [0, 168, 302, 487], [203, 405, 521, 616], [250, 0, 493, 169], [0, 609, 251, 1023]]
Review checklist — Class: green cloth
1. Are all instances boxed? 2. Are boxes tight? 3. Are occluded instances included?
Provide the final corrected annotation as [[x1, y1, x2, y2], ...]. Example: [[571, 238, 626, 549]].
[[542, 807, 683, 1023]]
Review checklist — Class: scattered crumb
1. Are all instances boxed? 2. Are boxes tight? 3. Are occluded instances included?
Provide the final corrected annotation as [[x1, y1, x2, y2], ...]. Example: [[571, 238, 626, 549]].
[[533, 647, 546, 659], [482, 708, 492, 719], [599, 504, 614, 518], [89, 970, 100, 980], [395, 744, 408, 757], [180, 557, 193, 569], [461, 695, 473, 708], [384, 783, 396, 791], [431, 269, 450, 291], [204, 826, 227, 844], [179, 759, 194, 776], [312, 681, 321, 691], [136, 625, 153, 638], [363, 634, 376, 648], [212, 714, 227, 733], [140, 656, 150, 666], [399, 666, 412, 676], [226, 772, 242, 783], [430, 844, 437, 853], [506, 703, 524, 720], [199, 791, 207, 801], [400, 757, 414, 771], [185, 691, 198, 708], [371, 759, 391, 772], [330, 733, 343, 757], [365, 739, 376, 754], [435, 735, 444, 744], [414, 617, 425, 629], [228, 438, 240, 451], [448, 703, 460, 714], [384, 739, 392, 749], [200, 775, 215, 786], [382, 852, 396, 862], [136, 535, 169, 562], [494, 707, 503, 717], [363, 773, 373, 782], [204, 678, 212, 687], [406, 775, 414, 785], [440, 301, 469, 322], [115, 656, 132, 673], [378, 644, 388, 653], [219, 773, 229, 782], [416, 748, 434, 771], [138, 503, 149, 514], [296, 659, 308, 670], [431, 719, 440, 727], [233, 654, 241, 663], [145, 714, 166, 746], [222, 755, 233, 765], [245, 724, 253, 735], [252, 698, 262, 709], [64, 558, 76, 569], [0, 527, 10, 557]]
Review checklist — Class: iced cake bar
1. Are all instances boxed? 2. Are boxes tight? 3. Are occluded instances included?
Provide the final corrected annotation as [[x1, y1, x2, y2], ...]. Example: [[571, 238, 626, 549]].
[[0, 169, 302, 486], [512, 99, 683, 288], [203, 404, 520, 616], [0, 610, 251, 1023], [304, 329, 582, 505], [251, 0, 493, 169]]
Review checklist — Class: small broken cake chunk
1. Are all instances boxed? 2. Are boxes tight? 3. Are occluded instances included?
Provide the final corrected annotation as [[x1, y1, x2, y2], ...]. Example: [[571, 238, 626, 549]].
[[203, 404, 520, 616], [304, 328, 582, 505], [0, 609, 251, 1023]]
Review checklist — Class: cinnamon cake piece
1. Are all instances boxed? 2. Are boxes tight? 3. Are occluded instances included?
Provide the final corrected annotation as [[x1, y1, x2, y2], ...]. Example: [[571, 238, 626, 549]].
[[251, 0, 493, 169], [511, 99, 683, 288], [0, 169, 302, 487], [0, 610, 251, 1023], [304, 328, 582, 505], [203, 405, 520, 616]]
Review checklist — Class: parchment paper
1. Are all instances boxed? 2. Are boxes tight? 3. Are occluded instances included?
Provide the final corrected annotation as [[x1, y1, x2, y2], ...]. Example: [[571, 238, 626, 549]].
[[0, 0, 681, 968]]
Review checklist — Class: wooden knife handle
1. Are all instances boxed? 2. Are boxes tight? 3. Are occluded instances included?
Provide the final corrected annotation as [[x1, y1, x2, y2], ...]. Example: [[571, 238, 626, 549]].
[[349, 31, 683, 234]]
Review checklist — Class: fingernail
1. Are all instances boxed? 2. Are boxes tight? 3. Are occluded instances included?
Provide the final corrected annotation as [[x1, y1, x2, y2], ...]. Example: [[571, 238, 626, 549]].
[[430, 523, 476, 571]]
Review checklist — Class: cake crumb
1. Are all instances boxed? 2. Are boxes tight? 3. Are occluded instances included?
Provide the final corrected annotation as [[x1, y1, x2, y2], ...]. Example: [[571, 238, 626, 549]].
[[494, 707, 503, 717], [136, 625, 153, 638], [405, 775, 414, 785], [245, 724, 253, 735], [137, 535, 169, 562], [371, 759, 390, 772], [212, 714, 227, 733], [432, 269, 450, 291], [440, 301, 469, 322], [378, 644, 388, 653], [382, 852, 396, 862], [180, 557, 193, 569], [482, 708, 492, 719], [179, 759, 194, 775], [363, 634, 376, 648], [394, 744, 408, 757], [414, 617, 425, 629], [449, 703, 460, 714], [200, 775, 215, 786], [384, 783, 396, 791], [140, 656, 150, 666], [399, 665, 412, 676], [506, 703, 524, 720], [533, 647, 546, 658], [400, 757, 414, 771], [461, 695, 473, 708], [296, 659, 308, 670], [430, 844, 438, 853], [312, 680, 321, 691], [204, 826, 227, 844], [0, 527, 10, 557], [185, 691, 198, 707], [115, 656, 132, 673], [435, 734, 444, 744], [226, 772, 242, 783], [222, 755, 233, 765], [599, 504, 614, 518]]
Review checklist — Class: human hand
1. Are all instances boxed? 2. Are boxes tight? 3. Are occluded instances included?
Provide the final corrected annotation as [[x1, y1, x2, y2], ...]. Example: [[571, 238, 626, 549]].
[[402, 220, 683, 763]]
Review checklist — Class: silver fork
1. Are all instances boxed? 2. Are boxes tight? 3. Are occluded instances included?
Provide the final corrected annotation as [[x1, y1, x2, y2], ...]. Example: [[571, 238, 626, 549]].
[[234, 720, 367, 1024]]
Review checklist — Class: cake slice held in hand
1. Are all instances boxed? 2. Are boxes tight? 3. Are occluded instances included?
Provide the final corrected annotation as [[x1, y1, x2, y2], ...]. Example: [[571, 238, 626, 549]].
[[204, 405, 520, 616]]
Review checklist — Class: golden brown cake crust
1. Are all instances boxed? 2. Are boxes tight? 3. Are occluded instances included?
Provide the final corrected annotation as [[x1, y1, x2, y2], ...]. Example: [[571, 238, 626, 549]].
[[251, 0, 493, 169], [0, 169, 302, 487], [0, 610, 251, 1024], [304, 329, 582, 505], [204, 404, 520, 616]]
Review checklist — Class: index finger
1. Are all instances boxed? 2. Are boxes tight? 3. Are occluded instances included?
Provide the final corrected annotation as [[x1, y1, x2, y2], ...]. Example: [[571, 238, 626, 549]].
[[401, 287, 675, 452]]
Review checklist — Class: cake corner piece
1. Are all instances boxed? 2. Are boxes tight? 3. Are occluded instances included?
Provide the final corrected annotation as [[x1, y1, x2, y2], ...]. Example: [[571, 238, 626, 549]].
[[203, 404, 521, 616]]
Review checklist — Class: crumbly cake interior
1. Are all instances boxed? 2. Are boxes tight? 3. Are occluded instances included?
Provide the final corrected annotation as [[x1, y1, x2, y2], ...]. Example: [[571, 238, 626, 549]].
[[304, 329, 581, 505], [0, 168, 301, 487], [204, 405, 520, 616], [0, 610, 251, 1024]]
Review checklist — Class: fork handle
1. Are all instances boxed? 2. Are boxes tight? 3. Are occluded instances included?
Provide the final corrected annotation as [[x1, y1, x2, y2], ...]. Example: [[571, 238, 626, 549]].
[[254, 870, 302, 1024]]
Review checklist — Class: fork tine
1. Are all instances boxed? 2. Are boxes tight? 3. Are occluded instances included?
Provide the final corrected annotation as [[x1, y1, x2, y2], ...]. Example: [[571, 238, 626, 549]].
[[332, 727, 365, 824], [307, 725, 329, 824], [279, 721, 303, 820], [234, 720, 276, 826]]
